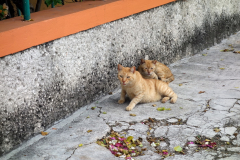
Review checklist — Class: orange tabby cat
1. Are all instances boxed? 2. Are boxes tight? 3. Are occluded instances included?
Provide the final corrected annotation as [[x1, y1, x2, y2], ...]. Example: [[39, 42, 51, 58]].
[[118, 64, 177, 111], [138, 59, 174, 83]]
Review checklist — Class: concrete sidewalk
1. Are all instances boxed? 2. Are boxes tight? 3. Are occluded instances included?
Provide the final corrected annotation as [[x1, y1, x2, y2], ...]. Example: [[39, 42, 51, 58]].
[[2, 32, 240, 160]]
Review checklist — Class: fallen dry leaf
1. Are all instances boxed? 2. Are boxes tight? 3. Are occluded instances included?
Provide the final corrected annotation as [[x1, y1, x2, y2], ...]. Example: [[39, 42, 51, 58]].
[[102, 112, 107, 114], [149, 117, 154, 122], [41, 131, 48, 136], [198, 91, 205, 94], [87, 130, 92, 133], [179, 84, 183, 86], [108, 92, 113, 95], [152, 104, 157, 107], [219, 68, 225, 70], [52, 128, 57, 130], [202, 54, 207, 56], [130, 114, 136, 116], [233, 51, 240, 53], [91, 107, 96, 110], [214, 128, 221, 132], [221, 49, 234, 52]]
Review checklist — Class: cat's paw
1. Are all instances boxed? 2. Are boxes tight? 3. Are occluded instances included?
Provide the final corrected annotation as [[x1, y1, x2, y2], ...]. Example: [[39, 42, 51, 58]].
[[126, 105, 134, 111], [161, 97, 170, 103], [118, 99, 125, 104], [170, 97, 177, 104]]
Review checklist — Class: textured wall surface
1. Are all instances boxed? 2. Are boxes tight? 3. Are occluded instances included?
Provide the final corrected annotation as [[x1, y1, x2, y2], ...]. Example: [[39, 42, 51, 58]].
[[1, 0, 240, 156]]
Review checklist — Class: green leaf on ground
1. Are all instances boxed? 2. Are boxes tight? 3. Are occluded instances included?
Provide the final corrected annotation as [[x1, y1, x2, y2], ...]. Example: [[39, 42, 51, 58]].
[[157, 107, 171, 111], [174, 146, 183, 152], [126, 136, 133, 142]]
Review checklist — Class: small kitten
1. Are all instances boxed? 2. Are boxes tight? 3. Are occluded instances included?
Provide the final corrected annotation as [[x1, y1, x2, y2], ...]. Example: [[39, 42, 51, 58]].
[[118, 64, 177, 111], [138, 59, 174, 83]]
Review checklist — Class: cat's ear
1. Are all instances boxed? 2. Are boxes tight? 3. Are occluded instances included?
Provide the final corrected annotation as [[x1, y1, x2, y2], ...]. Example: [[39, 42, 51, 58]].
[[152, 60, 157, 64], [141, 59, 145, 64], [118, 64, 123, 71], [130, 66, 136, 74]]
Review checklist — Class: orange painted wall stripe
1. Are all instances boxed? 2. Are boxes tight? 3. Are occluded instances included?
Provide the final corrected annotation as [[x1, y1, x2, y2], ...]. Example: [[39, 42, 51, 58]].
[[0, 0, 175, 58]]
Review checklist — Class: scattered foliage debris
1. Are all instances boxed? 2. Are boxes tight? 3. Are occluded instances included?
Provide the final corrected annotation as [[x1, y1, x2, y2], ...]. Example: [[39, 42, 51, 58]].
[[219, 68, 225, 70], [202, 54, 207, 56], [52, 128, 57, 130], [194, 136, 217, 149], [130, 114, 136, 117], [109, 92, 113, 95], [152, 104, 157, 107], [97, 131, 145, 159], [86, 116, 90, 118], [179, 83, 183, 86], [179, 107, 183, 109], [91, 107, 96, 110], [102, 112, 107, 114], [41, 131, 48, 136], [79, 144, 83, 147]]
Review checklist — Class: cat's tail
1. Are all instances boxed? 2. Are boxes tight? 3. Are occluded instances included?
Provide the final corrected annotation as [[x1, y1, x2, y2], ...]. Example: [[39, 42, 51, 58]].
[[168, 74, 175, 83], [156, 81, 177, 103], [164, 74, 175, 84]]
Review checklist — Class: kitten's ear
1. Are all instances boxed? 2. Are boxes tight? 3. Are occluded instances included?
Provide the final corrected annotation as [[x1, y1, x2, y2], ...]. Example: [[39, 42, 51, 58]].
[[141, 59, 145, 64], [152, 60, 157, 64], [118, 64, 123, 71], [130, 66, 136, 74]]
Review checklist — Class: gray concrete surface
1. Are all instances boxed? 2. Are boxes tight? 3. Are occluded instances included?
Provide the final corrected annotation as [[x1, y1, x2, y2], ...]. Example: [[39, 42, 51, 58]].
[[1, 0, 240, 156], [2, 31, 240, 160]]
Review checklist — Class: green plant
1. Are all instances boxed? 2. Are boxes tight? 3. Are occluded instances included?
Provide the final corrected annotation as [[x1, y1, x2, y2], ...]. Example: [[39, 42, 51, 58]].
[[0, 3, 8, 20], [45, 0, 62, 7]]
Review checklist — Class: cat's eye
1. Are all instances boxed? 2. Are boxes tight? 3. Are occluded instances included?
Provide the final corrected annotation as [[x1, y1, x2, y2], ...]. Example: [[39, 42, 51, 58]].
[[127, 76, 130, 78], [120, 75, 123, 78]]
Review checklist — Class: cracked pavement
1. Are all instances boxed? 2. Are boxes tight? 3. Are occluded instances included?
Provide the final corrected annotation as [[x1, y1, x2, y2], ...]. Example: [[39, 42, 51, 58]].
[[2, 32, 240, 160]]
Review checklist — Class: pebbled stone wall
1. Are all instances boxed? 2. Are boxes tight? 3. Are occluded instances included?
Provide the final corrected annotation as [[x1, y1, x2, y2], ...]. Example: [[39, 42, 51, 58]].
[[1, 0, 240, 156]]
